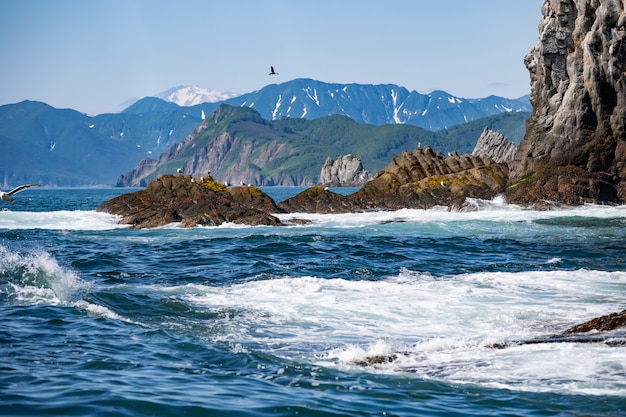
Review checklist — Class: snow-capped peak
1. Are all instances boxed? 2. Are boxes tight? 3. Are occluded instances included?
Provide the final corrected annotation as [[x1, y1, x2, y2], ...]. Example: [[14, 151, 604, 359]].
[[154, 85, 239, 106]]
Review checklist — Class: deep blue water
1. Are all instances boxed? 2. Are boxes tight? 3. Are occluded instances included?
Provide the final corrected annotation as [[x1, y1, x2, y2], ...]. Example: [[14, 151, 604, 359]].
[[1, 187, 626, 416]]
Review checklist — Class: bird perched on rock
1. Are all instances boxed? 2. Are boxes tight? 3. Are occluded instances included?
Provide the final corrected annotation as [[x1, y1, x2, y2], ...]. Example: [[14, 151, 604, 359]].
[[0, 184, 41, 202]]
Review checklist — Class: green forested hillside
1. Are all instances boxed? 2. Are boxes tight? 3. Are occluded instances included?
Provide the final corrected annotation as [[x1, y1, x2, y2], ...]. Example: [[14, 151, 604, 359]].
[[433, 111, 530, 155], [124, 104, 529, 186]]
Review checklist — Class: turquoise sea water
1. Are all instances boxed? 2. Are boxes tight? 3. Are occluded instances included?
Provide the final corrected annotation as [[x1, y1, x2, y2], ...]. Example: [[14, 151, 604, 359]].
[[2, 187, 626, 416]]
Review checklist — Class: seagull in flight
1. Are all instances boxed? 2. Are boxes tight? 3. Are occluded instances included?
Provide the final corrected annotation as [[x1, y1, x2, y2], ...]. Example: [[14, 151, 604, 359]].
[[269, 66, 278, 75], [1, 184, 41, 202]]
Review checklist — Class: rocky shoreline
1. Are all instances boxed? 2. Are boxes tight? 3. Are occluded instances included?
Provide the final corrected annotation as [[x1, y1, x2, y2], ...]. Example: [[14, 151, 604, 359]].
[[96, 0, 626, 336], [97, 145, 512, 227]]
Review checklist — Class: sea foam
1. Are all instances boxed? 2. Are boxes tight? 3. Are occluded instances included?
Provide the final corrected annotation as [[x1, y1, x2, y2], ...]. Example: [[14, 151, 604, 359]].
[[0, 210, 125, 230], [140, 268, 626, 395]]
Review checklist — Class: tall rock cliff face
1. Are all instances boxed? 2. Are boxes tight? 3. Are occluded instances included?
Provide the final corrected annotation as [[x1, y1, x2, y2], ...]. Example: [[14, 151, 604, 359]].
[[508, 0, 626, 204], [319, 155, 372, 187]]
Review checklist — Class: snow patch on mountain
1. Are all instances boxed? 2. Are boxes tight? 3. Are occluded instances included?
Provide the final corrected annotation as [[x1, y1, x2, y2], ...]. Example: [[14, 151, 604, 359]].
[[155, 85, 239, 107]]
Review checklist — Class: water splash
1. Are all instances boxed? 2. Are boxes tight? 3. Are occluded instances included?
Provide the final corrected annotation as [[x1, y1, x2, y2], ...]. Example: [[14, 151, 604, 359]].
[[0, 244, 133, 323], [0, 244, 89, 303]]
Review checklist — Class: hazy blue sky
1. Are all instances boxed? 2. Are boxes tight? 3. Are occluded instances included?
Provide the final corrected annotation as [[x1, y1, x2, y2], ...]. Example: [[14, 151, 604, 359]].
[[0, 0, 542, 115]]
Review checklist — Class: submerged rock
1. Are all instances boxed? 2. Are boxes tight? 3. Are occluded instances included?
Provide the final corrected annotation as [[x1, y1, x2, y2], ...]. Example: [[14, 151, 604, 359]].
[[97, 174, 282, 228], [355, 309, 626, 367]]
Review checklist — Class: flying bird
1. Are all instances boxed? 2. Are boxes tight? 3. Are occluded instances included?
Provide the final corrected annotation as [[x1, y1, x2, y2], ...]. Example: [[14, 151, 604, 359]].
[[0, 184, 41, 202], [269, 66, 278, 75]]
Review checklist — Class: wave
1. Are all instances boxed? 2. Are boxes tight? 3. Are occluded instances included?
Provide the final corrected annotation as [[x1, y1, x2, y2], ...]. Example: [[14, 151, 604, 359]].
[[4, 241, 625, 396], [137, 268, 626, 395], [0, 244, 135, 323]]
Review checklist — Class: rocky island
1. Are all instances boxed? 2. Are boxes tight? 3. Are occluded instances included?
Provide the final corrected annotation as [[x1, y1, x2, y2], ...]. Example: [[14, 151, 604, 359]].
[[97, 174, 282, 228], [99, 0, 626, 223]]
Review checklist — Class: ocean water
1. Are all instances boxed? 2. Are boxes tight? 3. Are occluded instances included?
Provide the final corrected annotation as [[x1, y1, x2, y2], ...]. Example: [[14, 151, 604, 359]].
[[2, 187, 626, 416]]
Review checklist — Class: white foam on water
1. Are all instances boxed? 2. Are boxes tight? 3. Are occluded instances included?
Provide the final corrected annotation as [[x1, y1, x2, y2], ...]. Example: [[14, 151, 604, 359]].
[[0, 210, 127, 230], [275, 197, 626, 229], [153, 268, 626, 396]]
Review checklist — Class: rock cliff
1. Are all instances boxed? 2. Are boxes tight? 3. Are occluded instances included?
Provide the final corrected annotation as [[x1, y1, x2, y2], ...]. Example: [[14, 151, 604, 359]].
[[507, 0, 626, 204], [472, 128, 518, 163], [319, 155, 372, 187]]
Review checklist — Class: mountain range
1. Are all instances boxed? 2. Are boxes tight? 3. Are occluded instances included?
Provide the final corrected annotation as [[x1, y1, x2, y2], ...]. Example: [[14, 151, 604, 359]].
[[221, 79, 530, 131], [146, 79, 530, 132], [0, 79, 530, 187]]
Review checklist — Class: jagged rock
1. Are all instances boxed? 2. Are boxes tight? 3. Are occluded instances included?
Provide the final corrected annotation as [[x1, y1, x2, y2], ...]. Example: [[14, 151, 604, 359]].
[[97, 174, 282, 228], [472, 127, 518, 163], [507, 0, 626, 205], [347, 147, 508, 210], [319, 155, 372, 187], [278, 147, 509, 213], [277, 186, 358, 214]]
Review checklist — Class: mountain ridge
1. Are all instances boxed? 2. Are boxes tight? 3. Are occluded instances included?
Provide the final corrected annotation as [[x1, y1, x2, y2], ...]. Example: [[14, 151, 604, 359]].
[[175, 78, 530, 131]]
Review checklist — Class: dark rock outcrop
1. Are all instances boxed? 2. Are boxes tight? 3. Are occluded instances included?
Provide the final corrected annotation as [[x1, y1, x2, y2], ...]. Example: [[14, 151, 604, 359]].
[[97, 174, 282, 228], [278, 186, 358, 214], [103, 143, 513, 227], [472, 127, 518, 163], [348, 147, 508, 210], [507, 0, 626, 205], [319, 155, 372, 187], [277, 147, 509, 214]]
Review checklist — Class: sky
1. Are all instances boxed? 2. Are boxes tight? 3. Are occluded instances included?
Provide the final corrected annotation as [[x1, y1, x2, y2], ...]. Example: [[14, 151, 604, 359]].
[[0, 0, 543, 115]]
